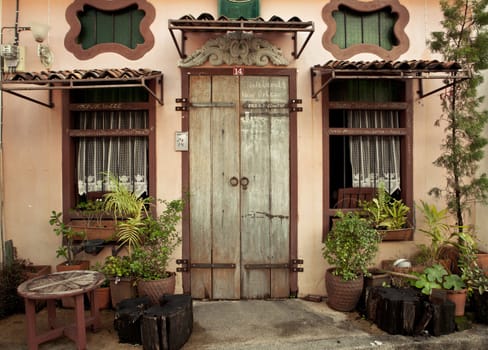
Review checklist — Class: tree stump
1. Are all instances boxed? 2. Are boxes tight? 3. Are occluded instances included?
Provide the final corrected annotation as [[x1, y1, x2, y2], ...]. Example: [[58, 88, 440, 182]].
[[114, 296, 152, 344], [141, 294, 193, 350], [367, 287, 422, 335], [366, 287, 456, 336], [430, 300, 455, 336]]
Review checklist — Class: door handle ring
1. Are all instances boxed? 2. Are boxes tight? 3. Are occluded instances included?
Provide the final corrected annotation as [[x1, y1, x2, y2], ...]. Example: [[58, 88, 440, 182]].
[[229, 176, 239, 187], [240, 177, 249, 190]]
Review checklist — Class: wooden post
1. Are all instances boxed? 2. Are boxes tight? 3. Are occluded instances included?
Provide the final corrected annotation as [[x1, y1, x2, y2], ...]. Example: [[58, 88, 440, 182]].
[[141, 294, 193, 350], [114, 296, 152, 344]]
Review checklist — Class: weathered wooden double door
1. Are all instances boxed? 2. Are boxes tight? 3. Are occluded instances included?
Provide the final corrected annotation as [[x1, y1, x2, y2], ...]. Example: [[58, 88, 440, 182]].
[[187, 70, 293, 299]]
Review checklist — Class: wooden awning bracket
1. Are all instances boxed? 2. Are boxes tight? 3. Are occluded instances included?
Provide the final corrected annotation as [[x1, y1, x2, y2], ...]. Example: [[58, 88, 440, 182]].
[[0, 73, 164, 108], [310, 66, 471, 100]]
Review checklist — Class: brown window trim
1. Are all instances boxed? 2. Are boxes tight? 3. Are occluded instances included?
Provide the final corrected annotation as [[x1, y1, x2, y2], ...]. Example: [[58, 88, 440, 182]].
[[61, 82, 157, 221], [322, 78, 414, 240], [65, 0, 155, 60], [322, 0, 410, 60]]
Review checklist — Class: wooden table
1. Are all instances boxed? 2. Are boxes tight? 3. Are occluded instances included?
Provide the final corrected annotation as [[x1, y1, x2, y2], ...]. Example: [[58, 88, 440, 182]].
[[17, 270, 105, 350]]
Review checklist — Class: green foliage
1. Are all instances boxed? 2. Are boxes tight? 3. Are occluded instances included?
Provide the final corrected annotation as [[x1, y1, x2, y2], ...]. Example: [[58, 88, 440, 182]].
[[411, 264, 466, 295], [130, 200, 183, 281], [49, 211, 86, 265], [323, 211, 381, 281], [360, 183, 410, 230], [428, 0, 488, 227], [0, 260, 28, 319], [99, 255, 133, 278], [455, 231, 488, 294], [72, 198, 106, 225], [103, 173, 151, 221], [416, 201, 457, 265], [102, 174, 151, 255]]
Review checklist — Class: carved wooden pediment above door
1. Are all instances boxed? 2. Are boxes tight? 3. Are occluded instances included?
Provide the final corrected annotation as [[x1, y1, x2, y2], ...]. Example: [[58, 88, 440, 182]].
[[178, 32, 289, 67]]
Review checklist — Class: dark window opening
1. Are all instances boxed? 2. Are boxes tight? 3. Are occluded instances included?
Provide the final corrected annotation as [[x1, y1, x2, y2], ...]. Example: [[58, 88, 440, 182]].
[[332, 5, 399, 50], [63, 84, 156, 218], [323, 78, 413, 238], [77, 5, 145, 50]]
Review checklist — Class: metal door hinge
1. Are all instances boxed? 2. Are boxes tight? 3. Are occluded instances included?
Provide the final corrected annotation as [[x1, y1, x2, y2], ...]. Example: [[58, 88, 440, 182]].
[[289, 98, 303, 112], [176, 259, 189, 272], [176, 98, 188, 111], [290, 259, 304, 272]]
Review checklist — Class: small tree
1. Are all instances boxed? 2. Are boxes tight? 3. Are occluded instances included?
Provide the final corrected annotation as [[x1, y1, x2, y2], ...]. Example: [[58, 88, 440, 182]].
[[428, 0, 488, 228]]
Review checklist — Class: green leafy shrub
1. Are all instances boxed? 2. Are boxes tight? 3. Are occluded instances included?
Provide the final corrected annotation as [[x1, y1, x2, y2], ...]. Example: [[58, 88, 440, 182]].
[[323, 211, 381, 281], [0, 260, 28, 319], [411, 264, 465, 295]]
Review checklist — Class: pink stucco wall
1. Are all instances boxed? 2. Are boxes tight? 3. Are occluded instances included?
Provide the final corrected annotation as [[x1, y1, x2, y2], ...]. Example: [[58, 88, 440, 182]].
[[1, 0, 487, 297]]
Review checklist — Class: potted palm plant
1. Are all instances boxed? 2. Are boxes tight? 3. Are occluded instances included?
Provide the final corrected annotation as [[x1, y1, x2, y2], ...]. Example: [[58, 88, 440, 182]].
[[102, 174, 183, 305], [323, 211, 382, 311], [131, 199, 183, 305]]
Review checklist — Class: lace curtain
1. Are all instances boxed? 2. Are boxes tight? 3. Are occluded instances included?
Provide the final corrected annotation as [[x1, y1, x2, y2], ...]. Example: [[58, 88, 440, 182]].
[[348, 110, 401, 194], [77, 110, 148, 197]]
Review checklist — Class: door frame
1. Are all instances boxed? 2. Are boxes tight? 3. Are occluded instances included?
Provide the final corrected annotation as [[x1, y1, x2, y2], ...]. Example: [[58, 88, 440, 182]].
[[180, 67, 298, 297]]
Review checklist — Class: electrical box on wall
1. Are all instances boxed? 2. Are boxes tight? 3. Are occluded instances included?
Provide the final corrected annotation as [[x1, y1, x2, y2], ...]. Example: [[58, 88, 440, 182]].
[[218, 0, 260, 19], [1, 45, 26, 72]]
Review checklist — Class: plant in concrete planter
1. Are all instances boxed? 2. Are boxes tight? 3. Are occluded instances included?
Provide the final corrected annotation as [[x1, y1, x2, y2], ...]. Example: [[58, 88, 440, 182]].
[[323, 211, 381, 311]]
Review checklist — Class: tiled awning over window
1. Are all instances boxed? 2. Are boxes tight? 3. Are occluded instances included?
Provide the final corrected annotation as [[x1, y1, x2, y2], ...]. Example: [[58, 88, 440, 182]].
[[0, 68, 164, 108], [168, 13, 314, 59], [311, 60, 469, 99]]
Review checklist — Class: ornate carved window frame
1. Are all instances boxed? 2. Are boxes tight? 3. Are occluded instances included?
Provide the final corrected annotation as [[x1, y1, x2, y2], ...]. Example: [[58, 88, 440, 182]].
[[322, 0, 409, 60], [65, 0, 155, 60]]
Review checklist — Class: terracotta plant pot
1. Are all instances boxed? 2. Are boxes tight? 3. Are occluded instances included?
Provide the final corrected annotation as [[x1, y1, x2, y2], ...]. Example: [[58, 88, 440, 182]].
[[92, 286, 111, 310], [325, 268, 364, 312], [109, 276, 138, 308], [379, 227, 414, 241], [446, 289, 467, 317], [137, 272, 176, 305], [476, 253, 488, 276]]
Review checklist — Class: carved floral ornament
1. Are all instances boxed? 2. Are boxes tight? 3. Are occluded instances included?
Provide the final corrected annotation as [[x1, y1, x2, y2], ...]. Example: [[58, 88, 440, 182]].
[[178, 32, 289, 68]]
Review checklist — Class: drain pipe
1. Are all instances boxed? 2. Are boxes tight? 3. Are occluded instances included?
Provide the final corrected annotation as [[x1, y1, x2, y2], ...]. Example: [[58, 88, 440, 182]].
[[0, 0, 4, 266]]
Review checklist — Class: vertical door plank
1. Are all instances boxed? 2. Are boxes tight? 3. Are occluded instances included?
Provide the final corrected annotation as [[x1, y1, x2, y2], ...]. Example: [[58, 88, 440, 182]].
[[240, 76, 272, 299], [269, 77, 290, 298], [211, 76, 241, 299], [189, 76, 213, 299]]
